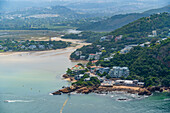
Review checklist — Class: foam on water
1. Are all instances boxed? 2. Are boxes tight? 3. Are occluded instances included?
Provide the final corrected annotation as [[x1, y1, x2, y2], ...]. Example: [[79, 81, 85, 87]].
[[4, 100, 34, 103]]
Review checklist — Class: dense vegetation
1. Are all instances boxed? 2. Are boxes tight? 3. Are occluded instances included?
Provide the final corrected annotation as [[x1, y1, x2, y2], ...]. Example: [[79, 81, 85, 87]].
[[61, 31, 106, 43], [72, 75, 101, 87], [99, 38, 170, 87], [0, 39, 71, 52], [71, 13, 170, 60], [78, 5, 170, 31], [109, 12, 170, 38]]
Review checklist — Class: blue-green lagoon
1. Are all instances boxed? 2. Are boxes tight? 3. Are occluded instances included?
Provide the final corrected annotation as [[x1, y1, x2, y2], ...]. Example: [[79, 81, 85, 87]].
[[0, 49, 169, 113]]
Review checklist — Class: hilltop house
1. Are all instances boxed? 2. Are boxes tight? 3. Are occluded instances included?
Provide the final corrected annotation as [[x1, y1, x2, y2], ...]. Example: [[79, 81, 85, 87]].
[[120, 44, 138, 54], [148, 30, 157, 37], [115, 35, 123, 42], [100, 35, 113, 42]]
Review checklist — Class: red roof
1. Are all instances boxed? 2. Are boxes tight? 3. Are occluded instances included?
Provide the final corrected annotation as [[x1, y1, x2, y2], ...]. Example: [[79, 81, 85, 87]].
[[92, 60, 98, 63], [89, 54, 96, 55]]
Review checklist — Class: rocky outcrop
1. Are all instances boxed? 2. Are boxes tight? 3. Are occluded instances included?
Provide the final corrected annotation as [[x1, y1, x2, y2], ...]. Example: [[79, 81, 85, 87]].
[[52, 91, 61, 95], [62, 74, 69, 78], [53, 85, 153, 96], [147, 86, 164, 92], [138, 88, 152, 95]]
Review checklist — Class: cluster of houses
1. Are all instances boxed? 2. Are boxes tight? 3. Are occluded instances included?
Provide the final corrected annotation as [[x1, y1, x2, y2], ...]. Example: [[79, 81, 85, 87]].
[[101, 80, 144, 87], [69, 64, 144, 87], [75, 49, 103, 61], [90, 66, 130, 78], [0, 39, 60, 52], [99, 35, 123, 42]]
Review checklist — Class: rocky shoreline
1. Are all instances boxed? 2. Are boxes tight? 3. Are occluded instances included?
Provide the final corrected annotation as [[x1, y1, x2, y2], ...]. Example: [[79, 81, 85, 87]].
[[52, 85, 149, 95], [53, 76, 170, 96], [52, 85, 170, 96]]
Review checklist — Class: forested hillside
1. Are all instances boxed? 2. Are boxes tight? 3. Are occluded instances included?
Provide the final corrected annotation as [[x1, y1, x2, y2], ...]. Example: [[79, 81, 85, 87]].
[[71, 13, 170, 60], [99, 38, 170, 87], [109, 12, 170, 38], [78, 5, 170, 31]]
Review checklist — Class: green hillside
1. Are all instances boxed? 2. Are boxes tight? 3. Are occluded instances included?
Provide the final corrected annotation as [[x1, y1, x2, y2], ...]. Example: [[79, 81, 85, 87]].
[[100, 38, 170, 87], [109, 12, 170, 38], [78, 5, 170, 31], [71, 13, 170, 60]]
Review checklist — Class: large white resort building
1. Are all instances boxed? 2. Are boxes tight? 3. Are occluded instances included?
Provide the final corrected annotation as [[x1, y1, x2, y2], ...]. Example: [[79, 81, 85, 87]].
[[109, 66, 129, 78]]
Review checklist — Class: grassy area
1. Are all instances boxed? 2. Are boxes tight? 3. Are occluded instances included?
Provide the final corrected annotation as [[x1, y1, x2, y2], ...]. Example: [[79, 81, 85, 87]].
[[0, 30, 64, 40]]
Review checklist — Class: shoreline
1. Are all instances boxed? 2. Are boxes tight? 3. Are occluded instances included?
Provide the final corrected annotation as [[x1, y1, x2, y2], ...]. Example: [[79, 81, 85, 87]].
[[53, 75, 170, 96], [0, 37, 91, 56]]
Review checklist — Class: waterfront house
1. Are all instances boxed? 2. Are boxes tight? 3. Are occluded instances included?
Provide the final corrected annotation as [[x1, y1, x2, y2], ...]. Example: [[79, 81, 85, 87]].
[[80, 55, 86, 60], [38, 45, 45, 49], [101, 80, 115, 87], [29, 45, 36, 49], [75, 51, 82, 56], [137, 82, 144, 87], [115, 80, 144, 87], [71, 65, 85, 71]]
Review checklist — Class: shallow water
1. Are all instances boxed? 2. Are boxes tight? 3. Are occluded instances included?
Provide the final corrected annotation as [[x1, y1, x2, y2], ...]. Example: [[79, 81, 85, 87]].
[[0, 49, 170, 113]]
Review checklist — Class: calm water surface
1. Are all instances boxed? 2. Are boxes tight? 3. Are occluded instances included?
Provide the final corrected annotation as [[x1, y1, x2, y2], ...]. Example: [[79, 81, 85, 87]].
[[0, 49, 169, 113]]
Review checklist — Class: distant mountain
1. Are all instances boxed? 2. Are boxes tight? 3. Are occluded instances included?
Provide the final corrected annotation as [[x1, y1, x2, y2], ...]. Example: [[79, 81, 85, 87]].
[[5, 5, 89, 19], [78, 5, 170, 31], [143, 5, 170, 14]]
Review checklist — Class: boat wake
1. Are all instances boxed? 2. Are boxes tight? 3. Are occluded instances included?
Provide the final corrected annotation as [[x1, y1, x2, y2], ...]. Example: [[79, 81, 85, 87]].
[[4, 100, 34, 103]]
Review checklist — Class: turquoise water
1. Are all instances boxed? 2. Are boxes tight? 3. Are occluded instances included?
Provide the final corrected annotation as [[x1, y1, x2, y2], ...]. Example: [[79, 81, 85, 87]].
[[0, 50, 170, 113]]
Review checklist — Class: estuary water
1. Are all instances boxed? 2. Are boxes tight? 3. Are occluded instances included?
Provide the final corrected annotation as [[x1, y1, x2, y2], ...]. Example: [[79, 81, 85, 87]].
[[0, 49, 169, 113]]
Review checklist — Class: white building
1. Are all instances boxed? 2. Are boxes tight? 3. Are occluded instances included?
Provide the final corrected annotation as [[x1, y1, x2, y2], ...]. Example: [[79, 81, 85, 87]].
[[74, 74, 84, 80], [88, 54, 100, 60], [109, 66, 129, 78], [75, 51, 82, 56], [29, 45, 36, 49]]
